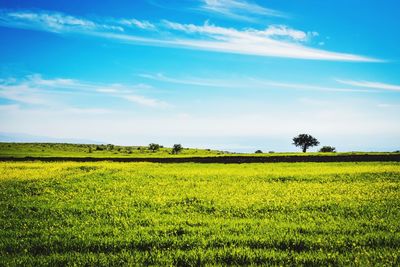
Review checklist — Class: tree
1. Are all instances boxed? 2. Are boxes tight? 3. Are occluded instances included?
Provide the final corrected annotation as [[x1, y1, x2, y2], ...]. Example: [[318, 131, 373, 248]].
[[319, 146, 336, 152], [292, 134, 319, 153], [148, 143, 160, 152], [106, 144, 114, 151], [171, 144, 183, 154], [255, 150, 263, 154]]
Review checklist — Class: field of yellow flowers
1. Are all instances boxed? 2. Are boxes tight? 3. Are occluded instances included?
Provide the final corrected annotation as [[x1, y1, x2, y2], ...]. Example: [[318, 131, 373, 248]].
[[1, 162, 399, 265]]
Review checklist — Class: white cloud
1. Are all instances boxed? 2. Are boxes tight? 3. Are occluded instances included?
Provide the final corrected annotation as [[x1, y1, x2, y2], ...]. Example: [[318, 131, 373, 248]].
[[140, 73, 377, 93], [119, 19, 156, 30], [139, 73, 241, 87], [163, 21, 310, 42], [5, 11, 125, 33], [159, 20, 378, 61], [8, 11, 96, 30], [263, 25, 312, 42], [65, 108, 113, 114], [96, 88, 119, 93], [0, 83, 56, 106], [255, 81, 377, 93], [336, 80, 400, 91], [2, 10, 126, 34], [28, 74, 82, 88], [0, 74, 170, 109], [122, 95, 171, 108], [0, 9, 381, 62], [200, 0, 286, 21]]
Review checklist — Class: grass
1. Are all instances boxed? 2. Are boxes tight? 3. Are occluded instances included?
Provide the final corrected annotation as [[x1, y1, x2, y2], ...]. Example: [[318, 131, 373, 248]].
[[0, 161, 399, 265], [0, 142, 398, 158], [0, 142, 229, 158]]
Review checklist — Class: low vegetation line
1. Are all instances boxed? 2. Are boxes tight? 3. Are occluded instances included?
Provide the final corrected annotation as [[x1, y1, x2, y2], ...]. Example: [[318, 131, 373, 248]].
[[1, 154, 399, 163]]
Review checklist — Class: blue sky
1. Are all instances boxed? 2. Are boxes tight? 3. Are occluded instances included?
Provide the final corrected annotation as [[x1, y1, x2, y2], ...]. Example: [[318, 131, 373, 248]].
[[0, 0, 399, 152]]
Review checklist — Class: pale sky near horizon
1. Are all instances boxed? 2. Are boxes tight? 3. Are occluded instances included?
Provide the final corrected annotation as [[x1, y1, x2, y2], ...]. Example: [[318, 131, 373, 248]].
[[0, 0, 399, 152]]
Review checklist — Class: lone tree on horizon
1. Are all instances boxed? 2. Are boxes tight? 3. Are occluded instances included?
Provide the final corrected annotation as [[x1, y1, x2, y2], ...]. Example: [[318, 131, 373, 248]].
[[171, 144, 183, 154], [148, 143, 160, 152], [292, 134, 319, 153]]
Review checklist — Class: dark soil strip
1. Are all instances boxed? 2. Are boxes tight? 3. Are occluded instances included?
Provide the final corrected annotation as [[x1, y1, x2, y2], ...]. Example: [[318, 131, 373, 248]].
[[0, 154, 399, 163]]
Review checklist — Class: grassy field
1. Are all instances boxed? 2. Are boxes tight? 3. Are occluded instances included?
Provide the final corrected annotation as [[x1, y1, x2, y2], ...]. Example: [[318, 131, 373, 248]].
[[0, 161, 399, 265], [1, 142, 399, 158], [0, 142, 231, 158]]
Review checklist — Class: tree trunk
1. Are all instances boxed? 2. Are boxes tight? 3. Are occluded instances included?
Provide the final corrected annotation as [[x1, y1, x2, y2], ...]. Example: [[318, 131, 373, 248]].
[[302, 146, 307, 153]]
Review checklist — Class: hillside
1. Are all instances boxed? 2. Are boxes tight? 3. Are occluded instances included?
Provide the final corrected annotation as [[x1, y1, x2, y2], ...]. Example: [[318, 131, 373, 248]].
[[0, 142, 232, 158]]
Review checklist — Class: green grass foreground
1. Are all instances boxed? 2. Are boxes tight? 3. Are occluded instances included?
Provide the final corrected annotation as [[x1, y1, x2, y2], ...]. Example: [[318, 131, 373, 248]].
[[1, 162, 399, 265]]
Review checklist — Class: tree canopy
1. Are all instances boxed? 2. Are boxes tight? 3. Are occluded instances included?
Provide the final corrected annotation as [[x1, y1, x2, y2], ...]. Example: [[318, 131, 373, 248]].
[[148, 143, 160, 152], [292, 134, 319, 153], [171, 144, 183, 154]]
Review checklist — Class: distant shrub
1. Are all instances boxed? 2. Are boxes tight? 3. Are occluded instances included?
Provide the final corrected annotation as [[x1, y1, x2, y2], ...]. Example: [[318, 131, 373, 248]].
[[88, 147, 92, 153], [148, 143, 160, 152], [268, 151, 275, 154], [106, 144, 114, 151], [172, 144, 183, 154], [255, 150, 263, 154], [319, 146, 336, 153]]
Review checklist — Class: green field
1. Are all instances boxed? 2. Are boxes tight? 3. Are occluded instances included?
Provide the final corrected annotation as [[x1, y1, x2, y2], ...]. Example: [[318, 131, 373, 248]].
[[1, 161, 399, 265], [0, 142, 229, 158], [1, 142, 398, 158]]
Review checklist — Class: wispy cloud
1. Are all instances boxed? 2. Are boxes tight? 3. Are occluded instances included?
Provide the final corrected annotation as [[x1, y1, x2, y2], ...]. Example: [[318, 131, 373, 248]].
[[263, 25, 318, 42], [157, 20, 379, 61], [139, 73, 241, 87], [0, 80, 57, 106], [140, 73, 377, 93], [0, 74, 170, 108], [64, 107, 113, 115], [255, 81, 376, 93], [199, 0, 286, 21], [118, 18, 156, 30], [0, 9, 381, 62], [162, 20, 314, 43], [4, 10, 124, 32], [122, 95, 170, 108], [336, 80, 400, 91]]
